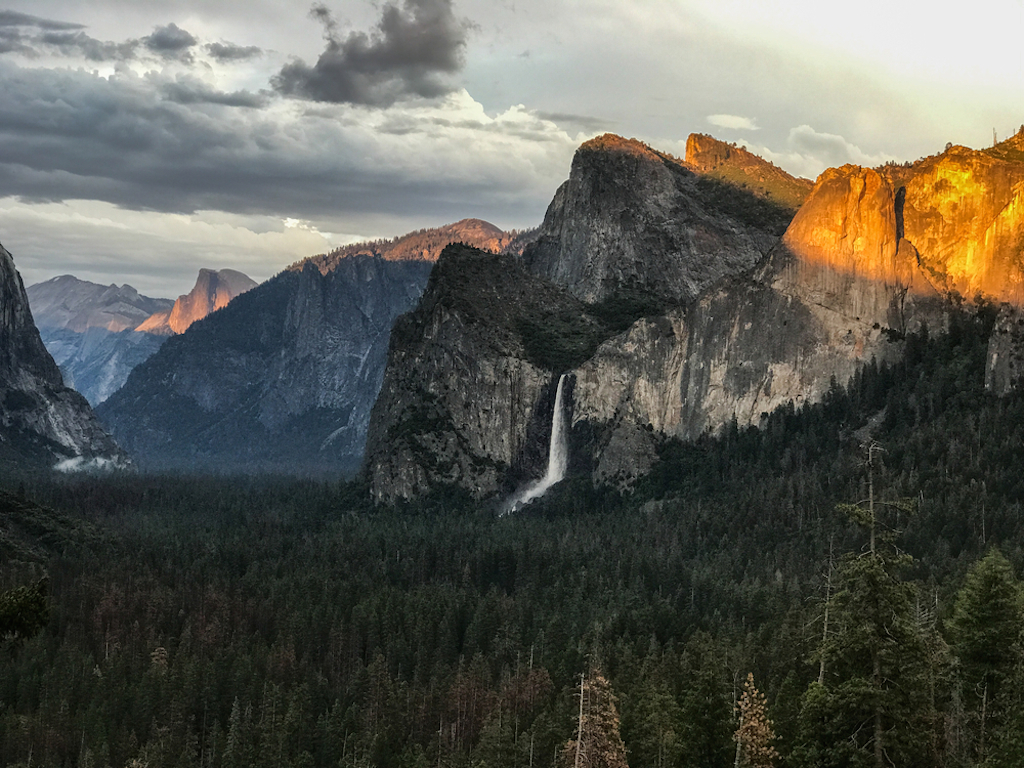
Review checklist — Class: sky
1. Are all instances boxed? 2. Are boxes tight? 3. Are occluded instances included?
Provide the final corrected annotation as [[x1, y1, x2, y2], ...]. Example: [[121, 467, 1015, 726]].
[[0, 0, 1021, 297]]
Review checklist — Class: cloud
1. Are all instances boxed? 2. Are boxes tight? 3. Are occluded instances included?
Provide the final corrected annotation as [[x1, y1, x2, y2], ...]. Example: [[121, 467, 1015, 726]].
[[0, 11, 84, 31], [206, 41, 262, 62], [0, 61, 575, 231], [38, 30, 140, 61], [727, 125, 895, 180], [143, 22, 196, 56], [272, 0, 471, 107], [534, 110, 613, 133], [707, 114, 759, 131], [161, 76, 267, 108]]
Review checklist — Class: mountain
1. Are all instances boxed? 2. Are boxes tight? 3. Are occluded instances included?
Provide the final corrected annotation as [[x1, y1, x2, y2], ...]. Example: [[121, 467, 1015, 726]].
[[135, 269, 256, 335], [520, 134, 795, 306], [0, 242, 126, 472], [27, 275, 172, 333], [96, 219, 516, 474], [27, 271, 255, 406], [27, 276, 173, 407], [364, 130, 1024, 503], [365, 135, 811, 502]]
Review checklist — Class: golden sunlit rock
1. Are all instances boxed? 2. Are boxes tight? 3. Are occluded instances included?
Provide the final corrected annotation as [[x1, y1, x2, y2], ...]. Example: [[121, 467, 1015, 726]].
[[783, 128, 1024, 308]]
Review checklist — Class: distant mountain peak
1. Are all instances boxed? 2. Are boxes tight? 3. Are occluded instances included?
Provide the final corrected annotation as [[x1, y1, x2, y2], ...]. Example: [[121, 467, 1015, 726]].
[[27, 275, 172, 333], [289, 218, 523, 277], [135, 268, 256, 336]]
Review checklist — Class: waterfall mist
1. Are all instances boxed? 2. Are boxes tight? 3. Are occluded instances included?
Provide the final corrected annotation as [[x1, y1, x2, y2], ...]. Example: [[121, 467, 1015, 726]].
[[504, 373, 570, 514]]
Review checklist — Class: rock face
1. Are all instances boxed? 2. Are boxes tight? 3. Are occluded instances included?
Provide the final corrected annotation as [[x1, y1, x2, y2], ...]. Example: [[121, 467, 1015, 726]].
[[27, 275, 172, 333], [0, 243, 126, 470], [136, 269, 256, 335], [27, 276, 174, 406], [366, 130, 1024, 502], [364, 245, 600, 502], [521, 134, 797, 305], [97, 220, 513, 474]]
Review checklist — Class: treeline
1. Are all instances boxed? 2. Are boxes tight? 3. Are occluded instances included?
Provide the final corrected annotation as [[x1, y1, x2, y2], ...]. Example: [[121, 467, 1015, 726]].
[[3, 306, 1024, 768]]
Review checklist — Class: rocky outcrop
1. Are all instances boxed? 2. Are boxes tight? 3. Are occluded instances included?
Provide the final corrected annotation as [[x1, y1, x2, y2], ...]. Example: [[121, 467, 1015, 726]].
[[521, 134, 795, 305], [364, 245, 600, 502], [136, 269, 256, 335], [27, 275, 172, 333], [986, 304, 1024, 395], [27, 276, 173, 406], [685, 133, 813, 211], [97, 220, 514, 474], [0, 242, 126, 470]]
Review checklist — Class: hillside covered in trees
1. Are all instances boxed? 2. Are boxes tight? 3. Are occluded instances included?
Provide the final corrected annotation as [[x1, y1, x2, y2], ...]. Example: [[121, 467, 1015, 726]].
[[3, 305, 1024, 768]]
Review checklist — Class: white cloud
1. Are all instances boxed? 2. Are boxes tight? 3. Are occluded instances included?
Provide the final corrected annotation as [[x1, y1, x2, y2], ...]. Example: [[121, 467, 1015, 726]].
[[707, 114, 759, 131]]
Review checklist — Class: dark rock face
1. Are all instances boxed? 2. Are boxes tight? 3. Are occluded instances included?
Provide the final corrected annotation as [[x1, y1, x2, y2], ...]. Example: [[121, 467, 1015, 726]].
[[364, 245, 598, 502], [27, 275, 174, 406], [0, 243, 126, 470], [98, 256, 433, 474], [520, 134, 791, 305]]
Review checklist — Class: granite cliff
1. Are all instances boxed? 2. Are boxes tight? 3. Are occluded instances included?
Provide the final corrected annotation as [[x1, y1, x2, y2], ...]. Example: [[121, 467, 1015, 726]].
[[97, 220, 514, 474], [365, 130, 1024, 502], [0, 243, 126, 471], [521, 134, 794, 305], [136, 269, 256, 336]]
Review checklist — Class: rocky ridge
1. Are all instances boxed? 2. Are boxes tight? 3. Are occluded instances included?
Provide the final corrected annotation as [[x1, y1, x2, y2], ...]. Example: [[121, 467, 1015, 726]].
[[0, 243, 126, 471], [365, 130, 1024, 502], [136, 269, 256, 336], [97, 220, 515, 474]]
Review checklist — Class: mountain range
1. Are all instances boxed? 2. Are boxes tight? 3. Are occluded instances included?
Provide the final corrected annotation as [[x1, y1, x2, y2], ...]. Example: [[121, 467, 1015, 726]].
[[6, 128, 1024, 492], [96, 219, 523, 474], [363, 130, 1024, 503], [28, 270, 254, 406]]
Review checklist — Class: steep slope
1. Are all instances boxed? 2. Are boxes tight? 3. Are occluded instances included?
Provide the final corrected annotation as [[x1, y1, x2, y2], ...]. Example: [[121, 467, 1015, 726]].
[[97, 220, 512, 474], [0, 243, 126, 471], [27, 276, 174, 406], [364, 244, 612, 501], [520, 134, 803, 305], [366, 131, 1024, 502], [684, 133, 813, 211], [136, 269, 256, 335], [27, 275, 172, 333]]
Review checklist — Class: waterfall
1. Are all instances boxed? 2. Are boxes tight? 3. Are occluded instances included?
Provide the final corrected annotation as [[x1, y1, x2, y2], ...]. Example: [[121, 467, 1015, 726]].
[[505, 374, 569, 513]]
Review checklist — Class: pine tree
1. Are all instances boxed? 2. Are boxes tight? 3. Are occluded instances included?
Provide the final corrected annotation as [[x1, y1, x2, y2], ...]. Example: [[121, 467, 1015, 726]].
[[560, 670, 628, 768], [792, 449, 935, 768], [947, 548, 1024, 765], [734, 674, 778, 768]]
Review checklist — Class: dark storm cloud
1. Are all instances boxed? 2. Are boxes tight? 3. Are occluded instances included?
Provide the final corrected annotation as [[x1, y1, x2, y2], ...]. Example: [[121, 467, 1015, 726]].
[[272, 0, 470, 107], [0, 61, 551, 225], [38, 30, 139, 61], [0, 11, 84, 31], [162, 77, 267, 108], [143, 23, 196, 55], [206, 41, 263, 62]]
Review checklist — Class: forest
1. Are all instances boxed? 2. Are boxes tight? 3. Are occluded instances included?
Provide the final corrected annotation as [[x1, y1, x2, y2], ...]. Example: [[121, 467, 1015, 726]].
[[4, 304, 1024, 768]]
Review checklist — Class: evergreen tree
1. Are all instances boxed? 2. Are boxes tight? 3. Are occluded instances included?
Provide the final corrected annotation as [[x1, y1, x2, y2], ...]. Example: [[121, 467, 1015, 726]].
[[947, 549, 1024, 765], [734, 673, 777, 768], [561, 670, 629, 768], [792, 455, 934, 768]]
